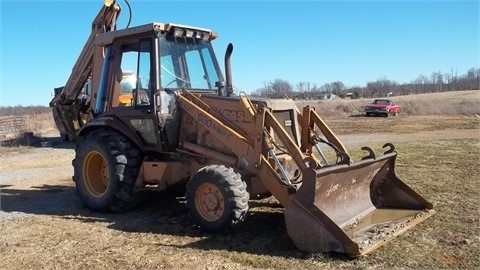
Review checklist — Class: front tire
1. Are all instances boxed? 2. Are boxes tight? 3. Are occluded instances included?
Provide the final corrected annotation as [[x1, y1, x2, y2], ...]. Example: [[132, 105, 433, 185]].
[[73, 131, 142, 212], [185, 165, 249, 232]]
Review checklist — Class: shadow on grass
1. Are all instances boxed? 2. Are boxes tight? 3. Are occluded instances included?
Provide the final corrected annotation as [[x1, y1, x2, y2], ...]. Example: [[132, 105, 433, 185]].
[[350, 113, 367, 117], [0, 184, 350, 260], [350, 113, 398, 118]]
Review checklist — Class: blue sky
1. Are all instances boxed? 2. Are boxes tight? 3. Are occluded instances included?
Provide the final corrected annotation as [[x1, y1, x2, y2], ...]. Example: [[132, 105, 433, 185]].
[[1, 0, 478, 106]]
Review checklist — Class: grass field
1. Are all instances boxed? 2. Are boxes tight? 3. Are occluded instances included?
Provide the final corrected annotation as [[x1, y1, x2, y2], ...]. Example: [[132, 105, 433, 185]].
[[0, 90, 478, 137], [340, 139, 479, 269], [0, 90, 479, 269], [171, 138, 479, 269], [297, 90, 480, 118]]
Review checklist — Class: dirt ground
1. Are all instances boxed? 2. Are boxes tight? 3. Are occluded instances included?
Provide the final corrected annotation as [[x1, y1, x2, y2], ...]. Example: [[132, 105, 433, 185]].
[[0, 115, 479, 269]]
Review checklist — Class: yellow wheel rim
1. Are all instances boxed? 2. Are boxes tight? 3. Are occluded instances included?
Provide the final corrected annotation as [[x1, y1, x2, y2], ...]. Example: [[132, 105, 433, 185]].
[[83, 151, 109, 197], [195, 183, 225, 222]]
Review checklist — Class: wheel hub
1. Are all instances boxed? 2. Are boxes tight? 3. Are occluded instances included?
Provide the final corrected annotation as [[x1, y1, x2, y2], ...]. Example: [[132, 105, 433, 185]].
[[83, 151, 109, 197], [196, 183, 224, 221]]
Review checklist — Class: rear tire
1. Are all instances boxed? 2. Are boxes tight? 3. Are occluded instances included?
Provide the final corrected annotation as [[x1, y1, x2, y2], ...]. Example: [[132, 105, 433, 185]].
[[185, 165, 249, 232], [73, 131, 142, 212]]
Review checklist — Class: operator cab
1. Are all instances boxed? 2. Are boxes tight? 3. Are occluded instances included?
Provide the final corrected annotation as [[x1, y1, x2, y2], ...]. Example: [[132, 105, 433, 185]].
[[95, 22, 224, 151]]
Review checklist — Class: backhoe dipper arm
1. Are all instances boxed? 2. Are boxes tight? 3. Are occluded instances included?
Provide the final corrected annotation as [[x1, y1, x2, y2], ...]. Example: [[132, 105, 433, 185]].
[[50, 2, 121, 106]]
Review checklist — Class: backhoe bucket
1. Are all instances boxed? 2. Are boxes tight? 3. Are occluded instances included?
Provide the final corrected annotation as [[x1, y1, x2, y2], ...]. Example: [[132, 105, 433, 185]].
[[284, 151, 434, 256]]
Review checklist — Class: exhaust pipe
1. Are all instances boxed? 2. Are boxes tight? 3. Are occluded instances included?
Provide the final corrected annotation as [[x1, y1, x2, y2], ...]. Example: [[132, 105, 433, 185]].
[[224, 43, 233, 97]]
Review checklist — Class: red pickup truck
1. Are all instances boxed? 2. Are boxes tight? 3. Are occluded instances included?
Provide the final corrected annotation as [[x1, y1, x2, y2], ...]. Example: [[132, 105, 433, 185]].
[[364, 99, 401, 117]]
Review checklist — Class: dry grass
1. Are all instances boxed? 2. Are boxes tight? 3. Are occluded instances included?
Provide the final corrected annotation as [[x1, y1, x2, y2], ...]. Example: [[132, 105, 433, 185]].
[[1, 132, 478, 269], [0, 90, 478, 138], [352, 139, 480, 269], [21, 113, 57, 135], [327, 115, 479, 135], [0, 113, 56, 138], [1, 90, 479, 269], [0, 113, 57, 147], [296, 90, 480, 118], [219, 139, 480, 269]]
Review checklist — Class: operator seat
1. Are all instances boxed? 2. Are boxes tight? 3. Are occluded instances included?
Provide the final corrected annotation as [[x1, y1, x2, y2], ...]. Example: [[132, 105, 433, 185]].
[[110, 68, 125, 107]]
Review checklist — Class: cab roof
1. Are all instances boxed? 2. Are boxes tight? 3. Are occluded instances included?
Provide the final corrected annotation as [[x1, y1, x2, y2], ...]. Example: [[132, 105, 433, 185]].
[[95, 22, 217, 46]]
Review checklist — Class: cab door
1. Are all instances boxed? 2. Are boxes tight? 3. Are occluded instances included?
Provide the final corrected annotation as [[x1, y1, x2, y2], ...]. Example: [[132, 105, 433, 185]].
[[106, 37, 163, 150]]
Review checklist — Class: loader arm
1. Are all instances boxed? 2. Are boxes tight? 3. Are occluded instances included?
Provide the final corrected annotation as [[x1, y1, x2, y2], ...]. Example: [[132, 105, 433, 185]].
[[177, 92, 299, 206], [298, 106, 349, 155], [180, 91, 434, 256], [49, 1, 121, 138]]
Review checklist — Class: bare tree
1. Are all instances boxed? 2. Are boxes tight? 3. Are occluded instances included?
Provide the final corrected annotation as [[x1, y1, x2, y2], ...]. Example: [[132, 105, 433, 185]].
[[431, 71, 444, 92], [254, 67, 478, 100], [296, 81, 312, 92], [267, 78, 293, 98], [330, 81, 345, 96]]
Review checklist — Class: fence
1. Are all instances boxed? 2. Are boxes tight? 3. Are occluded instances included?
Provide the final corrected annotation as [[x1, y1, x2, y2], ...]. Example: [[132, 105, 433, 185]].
[[0, 116, 25, 138]]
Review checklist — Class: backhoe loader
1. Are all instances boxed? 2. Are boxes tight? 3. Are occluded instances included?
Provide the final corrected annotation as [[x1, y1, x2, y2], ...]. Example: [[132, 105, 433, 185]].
[[50, 0, 434, 256]]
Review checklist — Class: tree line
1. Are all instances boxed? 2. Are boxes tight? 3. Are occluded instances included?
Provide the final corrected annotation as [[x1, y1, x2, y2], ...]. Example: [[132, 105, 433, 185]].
[[250, 67, 480, 99], [0, 105, 51, 116]]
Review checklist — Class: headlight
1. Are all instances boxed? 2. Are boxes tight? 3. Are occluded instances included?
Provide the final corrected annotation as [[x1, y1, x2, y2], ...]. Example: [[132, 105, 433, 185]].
[[173, 28, 184, 37], [185, 29, 194, 38]]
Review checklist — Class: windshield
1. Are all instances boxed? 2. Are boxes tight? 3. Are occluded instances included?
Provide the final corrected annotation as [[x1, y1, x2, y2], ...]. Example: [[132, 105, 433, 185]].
[[373, 100, 390, 105], [159, 35, 222, 90]]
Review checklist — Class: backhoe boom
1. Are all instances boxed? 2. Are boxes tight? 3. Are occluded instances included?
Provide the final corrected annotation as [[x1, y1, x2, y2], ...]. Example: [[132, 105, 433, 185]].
[[49, 2, 121, 138]]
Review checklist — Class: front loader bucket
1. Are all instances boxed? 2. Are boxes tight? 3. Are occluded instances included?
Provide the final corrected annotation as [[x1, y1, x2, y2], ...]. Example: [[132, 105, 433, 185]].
[[284, 151, 434, 256]]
